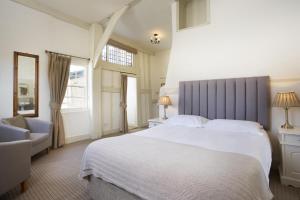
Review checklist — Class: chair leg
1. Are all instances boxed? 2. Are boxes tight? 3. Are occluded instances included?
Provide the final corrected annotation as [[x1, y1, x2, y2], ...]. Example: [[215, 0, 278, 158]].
[[20, 180, 27, 193]]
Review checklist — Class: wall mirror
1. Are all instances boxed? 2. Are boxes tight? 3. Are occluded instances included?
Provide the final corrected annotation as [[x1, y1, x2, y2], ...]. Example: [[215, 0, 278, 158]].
[[14, 51, 39, 117]]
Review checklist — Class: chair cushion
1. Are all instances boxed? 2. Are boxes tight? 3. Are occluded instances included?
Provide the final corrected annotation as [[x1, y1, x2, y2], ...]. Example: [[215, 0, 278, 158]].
[[30, 133, 48, 146], [2, 115, 29, 130]]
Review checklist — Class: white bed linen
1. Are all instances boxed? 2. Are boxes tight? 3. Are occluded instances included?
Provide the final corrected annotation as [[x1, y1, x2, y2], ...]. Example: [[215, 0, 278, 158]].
[[133, 124, 272, 181], [80, 124, 273, 200]]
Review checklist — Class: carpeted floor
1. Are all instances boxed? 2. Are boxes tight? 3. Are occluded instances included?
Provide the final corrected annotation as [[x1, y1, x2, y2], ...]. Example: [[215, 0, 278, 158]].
[[0, 140, 90, 200], [1, 139, 300, 200]]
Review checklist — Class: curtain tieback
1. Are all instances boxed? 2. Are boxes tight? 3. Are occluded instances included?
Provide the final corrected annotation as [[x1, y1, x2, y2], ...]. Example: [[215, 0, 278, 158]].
[[120, 102, 127, 109], [50, 102, 61, 111]]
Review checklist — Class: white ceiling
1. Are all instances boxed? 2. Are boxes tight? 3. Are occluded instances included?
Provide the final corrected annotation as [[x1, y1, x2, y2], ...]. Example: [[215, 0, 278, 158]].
[[114, 0, 172, 51], [33, 0, 133, 24], [12, 0, 172, 52]]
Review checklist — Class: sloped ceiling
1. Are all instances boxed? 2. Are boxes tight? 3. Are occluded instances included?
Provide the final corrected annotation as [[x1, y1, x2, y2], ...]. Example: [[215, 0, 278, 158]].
[[32, 0, 133, 24], [11, 0, 172, 51], [114, 0, 172, 51]]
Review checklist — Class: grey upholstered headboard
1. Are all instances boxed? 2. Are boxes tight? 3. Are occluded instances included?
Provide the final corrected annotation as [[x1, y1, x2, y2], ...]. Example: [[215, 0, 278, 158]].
[[178, 76, 270, 130]]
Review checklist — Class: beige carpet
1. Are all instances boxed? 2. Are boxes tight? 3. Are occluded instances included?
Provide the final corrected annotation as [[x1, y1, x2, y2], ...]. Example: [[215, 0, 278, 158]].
[[0, 140, 90, 200], [1, 140, 300, 200]]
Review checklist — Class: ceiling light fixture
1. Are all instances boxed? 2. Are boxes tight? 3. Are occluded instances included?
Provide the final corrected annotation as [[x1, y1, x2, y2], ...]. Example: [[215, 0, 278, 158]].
[[150, 33, 160, 44]]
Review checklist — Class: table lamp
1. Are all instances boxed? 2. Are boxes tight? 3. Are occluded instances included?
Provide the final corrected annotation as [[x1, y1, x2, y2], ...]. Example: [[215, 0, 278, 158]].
[[159, 96, 172, 120], [272, 92, 300, 129]]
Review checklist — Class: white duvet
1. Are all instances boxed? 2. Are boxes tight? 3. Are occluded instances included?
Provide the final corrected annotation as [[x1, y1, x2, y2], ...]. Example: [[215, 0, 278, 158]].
[[133, 124, 272, 182], [80, 124, 273, 200]]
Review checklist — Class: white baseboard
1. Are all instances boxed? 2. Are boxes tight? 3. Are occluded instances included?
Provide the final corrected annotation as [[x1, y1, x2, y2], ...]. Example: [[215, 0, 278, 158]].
[[65, 134, 91, 144], [103, 129, 121, 136]]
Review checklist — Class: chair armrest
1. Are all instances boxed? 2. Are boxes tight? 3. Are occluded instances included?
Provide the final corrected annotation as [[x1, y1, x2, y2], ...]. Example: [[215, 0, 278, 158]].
[[0, 140, 32, 164], [26, 118, 53, 134], [0, 124, 30, 142], [0, 140, 31, 194]]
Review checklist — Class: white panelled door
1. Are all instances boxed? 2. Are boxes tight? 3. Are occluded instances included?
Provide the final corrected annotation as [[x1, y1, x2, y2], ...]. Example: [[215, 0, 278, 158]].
[[101, 69, 121, 135]]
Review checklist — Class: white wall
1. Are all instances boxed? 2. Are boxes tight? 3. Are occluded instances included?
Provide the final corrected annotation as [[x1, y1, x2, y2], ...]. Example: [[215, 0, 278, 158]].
[[63, 110, 91, 143], [165, 0, 300, 164], [150, 50, 170, 100], [150, 50, 170, 118], [167, 0, 300, 87], [0, 0, 90, 140]]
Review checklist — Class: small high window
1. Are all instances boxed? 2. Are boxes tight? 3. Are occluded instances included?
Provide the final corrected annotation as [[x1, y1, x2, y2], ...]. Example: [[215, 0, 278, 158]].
[[102, 39, 137, 67]]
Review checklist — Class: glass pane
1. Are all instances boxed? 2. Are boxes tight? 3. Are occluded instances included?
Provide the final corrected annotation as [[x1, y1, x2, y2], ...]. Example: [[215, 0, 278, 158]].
[[17, 56, 36, 115], [102, 45, 107, 61], [62, 64, 87, 109], [102, 44, 133, 67]]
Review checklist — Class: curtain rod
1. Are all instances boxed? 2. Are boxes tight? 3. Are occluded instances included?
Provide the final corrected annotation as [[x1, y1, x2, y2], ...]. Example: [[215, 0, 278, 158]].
[[45, 50, 90, 61], [102, 67, 137, 76], [121, 72, 137, 76]]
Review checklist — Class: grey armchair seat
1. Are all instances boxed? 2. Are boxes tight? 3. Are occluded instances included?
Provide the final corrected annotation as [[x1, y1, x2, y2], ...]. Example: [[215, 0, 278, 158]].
[[26, 118, 53, 156], [1, 118, 53, 156], [0, 126, 31, 195]]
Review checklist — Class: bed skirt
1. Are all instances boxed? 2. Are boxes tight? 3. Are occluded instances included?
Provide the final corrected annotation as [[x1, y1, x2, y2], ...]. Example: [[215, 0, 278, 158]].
[[87, 175, 142, 200]]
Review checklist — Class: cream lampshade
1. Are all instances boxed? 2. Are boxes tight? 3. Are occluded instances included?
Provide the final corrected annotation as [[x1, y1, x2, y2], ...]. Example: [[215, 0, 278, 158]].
[[159, 96, 172, 120], [273, 92, 300, 129]]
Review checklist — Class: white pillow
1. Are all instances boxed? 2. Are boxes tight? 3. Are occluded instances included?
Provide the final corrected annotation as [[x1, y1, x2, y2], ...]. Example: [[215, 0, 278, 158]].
[[203, 119, 263, 133], [165, 115, 209, 128]]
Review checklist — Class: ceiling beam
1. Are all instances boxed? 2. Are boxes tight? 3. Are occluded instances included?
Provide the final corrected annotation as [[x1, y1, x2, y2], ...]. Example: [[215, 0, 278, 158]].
[[92, 5, 129, 69]]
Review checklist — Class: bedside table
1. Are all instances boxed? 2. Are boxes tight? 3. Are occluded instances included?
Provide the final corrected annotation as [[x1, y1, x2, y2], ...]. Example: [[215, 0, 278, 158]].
[[278, 127, 300, 187], [148, 118, 166, 128]]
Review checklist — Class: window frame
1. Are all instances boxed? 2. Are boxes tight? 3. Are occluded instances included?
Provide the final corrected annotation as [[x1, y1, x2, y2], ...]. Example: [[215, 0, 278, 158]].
[[62, 63, 89, 112], [101, 39, 137, 69], [102, 44, 134, 67]]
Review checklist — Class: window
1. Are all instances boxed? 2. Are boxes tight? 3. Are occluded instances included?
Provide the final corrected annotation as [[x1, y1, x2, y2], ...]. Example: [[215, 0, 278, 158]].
[[62, 64, 88, 109], [101, 40, 136, 67]]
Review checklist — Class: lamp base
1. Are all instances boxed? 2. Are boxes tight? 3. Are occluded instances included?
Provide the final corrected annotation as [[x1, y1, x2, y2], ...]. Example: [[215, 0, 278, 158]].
[[162, 105, 168, 120], [281, 107, 294, 129], [281, 122, 294, 129]]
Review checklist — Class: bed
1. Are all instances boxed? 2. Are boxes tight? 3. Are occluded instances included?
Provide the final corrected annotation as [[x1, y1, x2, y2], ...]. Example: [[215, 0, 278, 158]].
[[80, 76, 273, 200]]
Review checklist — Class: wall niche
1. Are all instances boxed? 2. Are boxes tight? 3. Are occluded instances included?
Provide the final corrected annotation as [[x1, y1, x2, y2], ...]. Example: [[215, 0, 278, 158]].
[[177, 0, 210, 30]]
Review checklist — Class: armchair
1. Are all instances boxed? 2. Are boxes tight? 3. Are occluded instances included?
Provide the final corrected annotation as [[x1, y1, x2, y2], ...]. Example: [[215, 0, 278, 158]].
[[0, 130, 31, 195], [1, 118, 53, 156], [0, 123, 30, 142], [26, 118, 53, 156]]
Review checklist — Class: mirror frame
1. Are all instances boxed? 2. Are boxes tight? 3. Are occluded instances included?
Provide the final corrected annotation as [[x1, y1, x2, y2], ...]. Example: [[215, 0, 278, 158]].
[[13, 51, 39, 117]]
